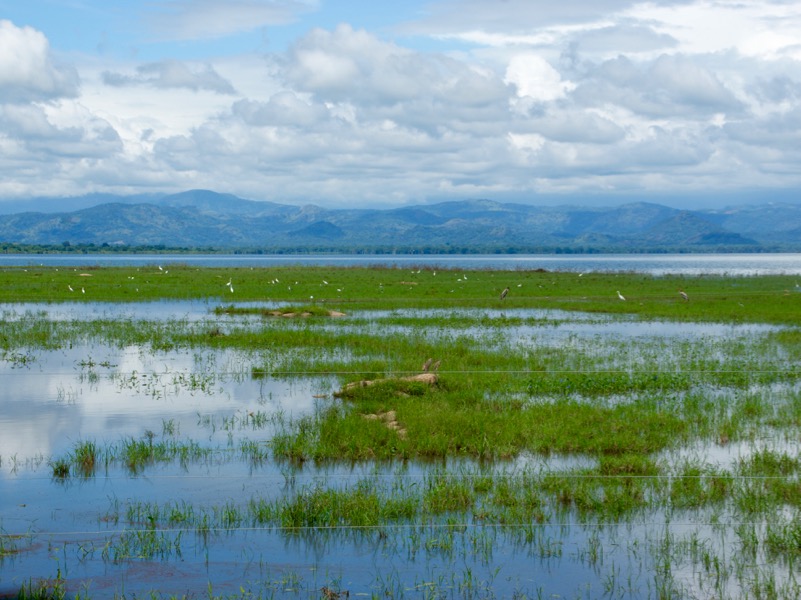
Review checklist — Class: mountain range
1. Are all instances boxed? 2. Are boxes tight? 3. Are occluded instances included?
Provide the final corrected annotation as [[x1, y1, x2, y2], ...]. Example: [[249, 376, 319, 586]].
[[0, 189, 799, 252]]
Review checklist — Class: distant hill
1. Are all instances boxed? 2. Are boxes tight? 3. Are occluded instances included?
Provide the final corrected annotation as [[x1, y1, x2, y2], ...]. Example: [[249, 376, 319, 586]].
[[0, 189, 797, 252]]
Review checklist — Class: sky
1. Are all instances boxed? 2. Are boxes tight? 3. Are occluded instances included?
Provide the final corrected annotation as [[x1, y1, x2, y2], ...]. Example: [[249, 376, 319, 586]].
[[1, 0, 801, 209]]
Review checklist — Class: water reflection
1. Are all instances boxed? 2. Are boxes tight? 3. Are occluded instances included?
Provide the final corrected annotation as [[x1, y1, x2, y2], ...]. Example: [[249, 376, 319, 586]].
[[0, 298, 797, 598], [0, 342, 331, 461]]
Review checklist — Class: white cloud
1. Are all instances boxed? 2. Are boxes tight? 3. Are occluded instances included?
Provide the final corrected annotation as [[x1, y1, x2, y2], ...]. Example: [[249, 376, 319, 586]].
[[232, 92, 328, 127], [0, 20, 79, 103], [102, 60, 237, 94], [146, 0, 318, 41], [3, 1, 801, 205], [505, 54, 575, 103]]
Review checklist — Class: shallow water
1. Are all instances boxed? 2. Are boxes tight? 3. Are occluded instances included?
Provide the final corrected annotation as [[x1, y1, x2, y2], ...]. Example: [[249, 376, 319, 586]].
[[0, 300, 798, 598]]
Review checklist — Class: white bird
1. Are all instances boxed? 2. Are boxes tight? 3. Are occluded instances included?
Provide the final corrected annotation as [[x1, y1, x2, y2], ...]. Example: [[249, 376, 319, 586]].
[[617, 291, 626, 301], [678, 290, 689, 301], [68, 285, 73, 292], [323, 280, 328, 285], [81, 287, 85, 294]]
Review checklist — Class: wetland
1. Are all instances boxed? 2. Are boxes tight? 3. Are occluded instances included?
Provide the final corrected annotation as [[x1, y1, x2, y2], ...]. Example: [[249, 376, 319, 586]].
[[1, 263, 801, 599]]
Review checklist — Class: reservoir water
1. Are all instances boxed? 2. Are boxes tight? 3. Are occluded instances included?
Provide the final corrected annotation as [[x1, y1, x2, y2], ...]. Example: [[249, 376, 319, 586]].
[[1, 252, 800, 275]]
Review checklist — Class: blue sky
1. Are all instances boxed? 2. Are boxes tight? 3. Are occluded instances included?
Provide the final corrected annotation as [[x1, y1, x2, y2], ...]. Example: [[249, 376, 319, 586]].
[[1, 0, 801, 209]]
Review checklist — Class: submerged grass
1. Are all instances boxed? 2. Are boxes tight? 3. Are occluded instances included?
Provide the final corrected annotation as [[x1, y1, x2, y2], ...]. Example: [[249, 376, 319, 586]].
[[4, 265, 801, 598]]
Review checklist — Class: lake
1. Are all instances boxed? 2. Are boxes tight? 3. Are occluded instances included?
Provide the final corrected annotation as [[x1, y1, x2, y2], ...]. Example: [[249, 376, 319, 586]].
[[2, 252, 801, 275]]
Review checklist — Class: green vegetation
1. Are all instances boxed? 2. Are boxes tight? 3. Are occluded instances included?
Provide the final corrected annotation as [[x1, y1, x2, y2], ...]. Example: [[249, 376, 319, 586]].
[[0, 264, 799, 323], [4, 265, 801, 598]]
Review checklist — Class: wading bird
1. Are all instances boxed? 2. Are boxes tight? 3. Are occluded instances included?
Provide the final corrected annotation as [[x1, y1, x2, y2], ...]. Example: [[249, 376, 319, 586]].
[[617, 291, 626, 301], [679, 290, 689, 301], [500, 287, 509, 300]]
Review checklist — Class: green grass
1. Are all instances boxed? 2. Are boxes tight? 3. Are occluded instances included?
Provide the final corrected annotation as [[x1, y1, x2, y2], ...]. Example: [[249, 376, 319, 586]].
[[6, 265, 801, 598], [0, 264, 800, 323]]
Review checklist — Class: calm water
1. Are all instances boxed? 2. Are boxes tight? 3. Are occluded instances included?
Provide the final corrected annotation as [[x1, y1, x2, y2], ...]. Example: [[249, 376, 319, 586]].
[[0, 297, 798, 597], [3, 252, 801, 275]]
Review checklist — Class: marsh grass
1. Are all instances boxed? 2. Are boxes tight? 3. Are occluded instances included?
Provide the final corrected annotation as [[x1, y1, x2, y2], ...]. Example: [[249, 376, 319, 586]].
[[2, 265, 800, 324], [5, 266, 801, 598], [72, 440, 99, 477]]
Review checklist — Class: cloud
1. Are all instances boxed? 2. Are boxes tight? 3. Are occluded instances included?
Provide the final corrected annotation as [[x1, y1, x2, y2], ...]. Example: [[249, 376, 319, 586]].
[[573, 54, 742, 118], [0, 103, 122, 159], [283, 24, 509, 109], [4, 2, 801, 205], [102, 60, 236, 94], [146, 0, 317, 41], [409, 0, 649, 33], [231, 93, 328, 127], [505, 54, 575, 103], [568, 23, 678, 56], [0, 20, 79, 103]]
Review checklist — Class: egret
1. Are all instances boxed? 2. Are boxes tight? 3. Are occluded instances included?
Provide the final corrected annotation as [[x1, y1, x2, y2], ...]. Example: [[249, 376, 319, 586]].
[[617, 291, 626, 301], [678, 290, 689, 301], [68, 285, 73, 292], [500, 287, 509, 300]]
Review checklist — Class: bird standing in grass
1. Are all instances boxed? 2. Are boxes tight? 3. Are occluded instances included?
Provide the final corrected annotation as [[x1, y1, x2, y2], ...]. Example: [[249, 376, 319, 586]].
[[500, 287, 509, 300], [678, 290, 689, 301], [617, 290, 625, 301]]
